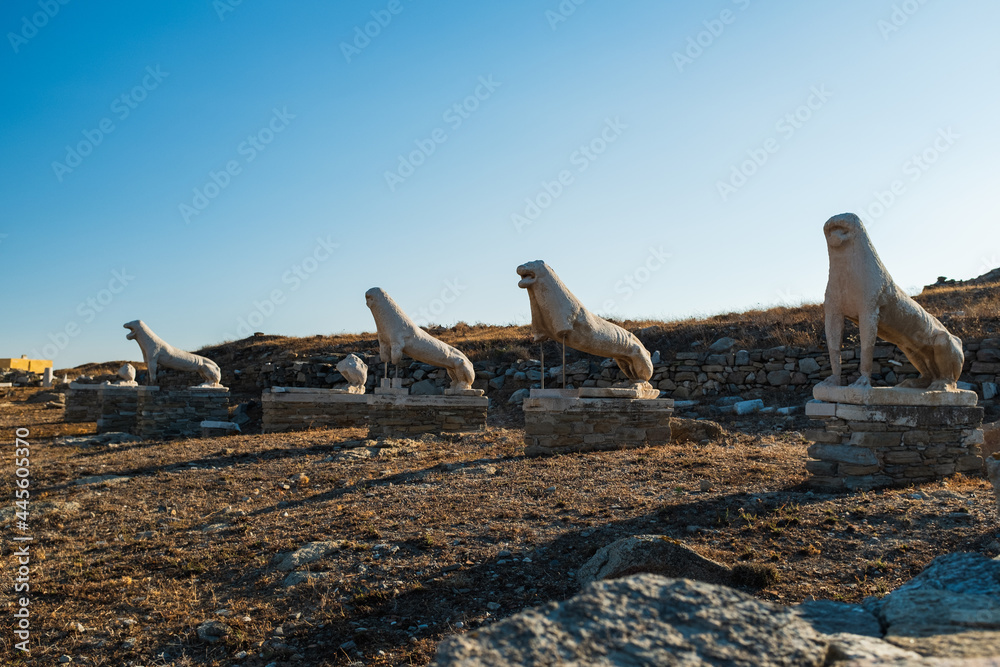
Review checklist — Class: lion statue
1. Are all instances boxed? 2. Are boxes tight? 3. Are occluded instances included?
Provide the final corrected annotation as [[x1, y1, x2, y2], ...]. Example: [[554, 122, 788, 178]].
[[364, 288, 476, 392], [516, 260, 653, 384], [123, 320, 223, 388], [819, 213, 964, 391]]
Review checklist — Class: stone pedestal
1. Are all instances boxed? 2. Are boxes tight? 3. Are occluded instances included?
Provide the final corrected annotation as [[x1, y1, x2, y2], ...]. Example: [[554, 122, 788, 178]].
[[262, 388, 488, 436], [64, 383, 103, 422], [367, 394, 488, 437], [262, 388, 371, 433], [97, 385, 140, 434], [804, 400, 984, 490], [136, 387, 230, 440], [523, 389, 674, 456]]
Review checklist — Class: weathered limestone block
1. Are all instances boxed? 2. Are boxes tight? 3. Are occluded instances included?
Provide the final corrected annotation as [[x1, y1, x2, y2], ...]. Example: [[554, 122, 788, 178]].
[[524, 394, 673, 456], [64, 383, 103, 422], [804, 400, 983, 489], [97, 385, 140, 434], [136, 387, 229, 440]]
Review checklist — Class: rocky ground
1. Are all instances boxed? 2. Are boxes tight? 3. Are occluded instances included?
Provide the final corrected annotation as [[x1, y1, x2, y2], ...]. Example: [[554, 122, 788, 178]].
[[1, 393, 998, 666]]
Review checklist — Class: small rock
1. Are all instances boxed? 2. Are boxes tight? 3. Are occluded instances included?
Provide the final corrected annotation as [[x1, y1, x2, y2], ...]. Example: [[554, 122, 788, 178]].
[[58, 656, 72, 664], [411, 379, 443, 395], [699, 480, 712, 492], [486, 602, 501, 611], [197, 620, 230, 643], [507, 388, 530, 405], [734, 399, 764, 415], [708, 337, 736, 353], [290, 472, 309, 486], [577, 535, 731, 586]]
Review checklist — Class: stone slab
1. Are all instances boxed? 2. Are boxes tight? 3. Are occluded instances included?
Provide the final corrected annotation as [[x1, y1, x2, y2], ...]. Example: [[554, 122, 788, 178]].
[[833, 403, 984, 428], [805, 400, 837, 418], [813, 383, 978, 407], [531, 386, 661, 400]]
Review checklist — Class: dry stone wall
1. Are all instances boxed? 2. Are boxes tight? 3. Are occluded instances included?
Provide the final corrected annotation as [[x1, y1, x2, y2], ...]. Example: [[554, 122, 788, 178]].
[[805, 403, 984, 490], [65, 383, 103, 422], [249, 338, 1000, 403], [97, 386, 139, 434], [136, 387, 230, 440]]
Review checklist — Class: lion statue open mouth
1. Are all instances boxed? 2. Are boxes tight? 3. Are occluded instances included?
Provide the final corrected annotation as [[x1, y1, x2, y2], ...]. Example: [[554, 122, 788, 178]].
[[516, 260, 653, 384], [123, 320, 223, 388], [819, 213, 964, 392]]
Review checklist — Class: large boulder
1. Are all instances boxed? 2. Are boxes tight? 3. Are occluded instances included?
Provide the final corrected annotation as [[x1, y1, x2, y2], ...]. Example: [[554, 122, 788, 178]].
[[577, 535, 731, 587], [434, 575, 829, 666], [865, 552, 1000, 658]]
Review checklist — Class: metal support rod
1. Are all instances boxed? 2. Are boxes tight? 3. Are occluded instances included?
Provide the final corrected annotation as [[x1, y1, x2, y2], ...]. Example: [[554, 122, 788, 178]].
[[540, 345, 545, 390], [562, 337, 567, 388]]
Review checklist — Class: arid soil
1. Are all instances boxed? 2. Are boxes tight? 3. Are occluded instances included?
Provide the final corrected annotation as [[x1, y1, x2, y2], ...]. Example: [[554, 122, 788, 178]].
[[1, 394, 996, 666]]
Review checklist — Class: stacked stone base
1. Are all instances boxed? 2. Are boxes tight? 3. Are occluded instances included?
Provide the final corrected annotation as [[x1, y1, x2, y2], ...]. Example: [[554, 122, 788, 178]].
[[523, 395, 674, 456], [262, 388, 488, 437], [64, 383, 103, 422], [136, 387, 230, 440], [367, 394, 488, 437], [262, 389, 370, 433], [805, 401, 984, 490], [97, 386, 139, 433]]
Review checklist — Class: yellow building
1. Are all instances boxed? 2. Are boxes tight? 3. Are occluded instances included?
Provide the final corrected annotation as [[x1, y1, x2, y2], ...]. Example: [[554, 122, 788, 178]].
[[0, 356, 53, 373]]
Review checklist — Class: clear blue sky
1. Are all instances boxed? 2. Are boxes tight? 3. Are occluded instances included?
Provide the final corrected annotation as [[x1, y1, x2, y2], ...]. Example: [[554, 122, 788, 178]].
[[2, 0, 998, 368]]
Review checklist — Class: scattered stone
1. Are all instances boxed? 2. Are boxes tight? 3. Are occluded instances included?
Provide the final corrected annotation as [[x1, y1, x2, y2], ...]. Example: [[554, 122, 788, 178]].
[[196, 620, 230, 643], [27, 390, 65, 404], [734, 399, 764, 415], [669, 417, 725, 443], [58, 656, 72, 664], [290, 472, 309, 486], [577, 535, 732, 586], [281, 572, 330, 588], [75, 475, 131, 487], [433, 575, 827, 666], [277, 541, 342, 572], [201, 523, 228, 534]]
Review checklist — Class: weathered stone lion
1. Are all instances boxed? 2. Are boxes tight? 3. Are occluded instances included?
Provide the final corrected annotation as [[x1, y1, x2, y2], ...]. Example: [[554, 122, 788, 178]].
[[117, 363, 138, 386], [819, 213, 964, 391], [516, 260, 653, 383], [364, 288, 476, 392], [336, 354, 368, 394], [123, 320, 223, 388]]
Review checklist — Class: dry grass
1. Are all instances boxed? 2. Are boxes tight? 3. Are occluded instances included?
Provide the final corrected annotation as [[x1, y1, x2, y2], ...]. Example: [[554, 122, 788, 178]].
[[1, 397, 996, 666]]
